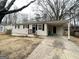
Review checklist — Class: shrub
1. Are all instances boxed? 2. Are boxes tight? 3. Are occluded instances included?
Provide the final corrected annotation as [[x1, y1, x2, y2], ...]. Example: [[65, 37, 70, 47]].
[[6, 29, 12, 35]]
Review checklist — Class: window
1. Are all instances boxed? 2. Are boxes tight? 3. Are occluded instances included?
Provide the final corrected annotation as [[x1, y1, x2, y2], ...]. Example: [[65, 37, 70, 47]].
[[38, 24, 44, 30], [26, 25, 28, 28], [38, 24, 43, 30], [23, 25, 28, 29], [15, 25, 20, 29]]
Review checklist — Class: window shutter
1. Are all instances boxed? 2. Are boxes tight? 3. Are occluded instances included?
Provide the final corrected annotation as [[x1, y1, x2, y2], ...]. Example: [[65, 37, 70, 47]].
[[36, 24, 37, 30], [43, 24, 44, 31], [28, 24, 29, 28]]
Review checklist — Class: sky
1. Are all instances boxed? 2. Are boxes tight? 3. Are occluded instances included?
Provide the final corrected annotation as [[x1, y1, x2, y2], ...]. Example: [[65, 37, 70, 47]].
[[8, 0, 36, 14]]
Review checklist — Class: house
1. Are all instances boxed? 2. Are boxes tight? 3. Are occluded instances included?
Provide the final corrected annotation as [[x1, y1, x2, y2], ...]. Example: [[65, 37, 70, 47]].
[[0, 24, 5, 34], [0, 23, 14, 34], [12, 20, 69, 37], [5, 25, 13, 30], [70, 26, 79, 37]]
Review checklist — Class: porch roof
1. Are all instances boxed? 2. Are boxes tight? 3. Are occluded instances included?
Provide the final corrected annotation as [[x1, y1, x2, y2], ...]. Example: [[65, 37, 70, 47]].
[[47, 20, 68, 26], [15, 20, 68, 25]]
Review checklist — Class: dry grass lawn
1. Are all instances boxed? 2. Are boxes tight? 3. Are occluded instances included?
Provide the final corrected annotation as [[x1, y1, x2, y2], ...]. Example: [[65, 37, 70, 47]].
[[70, 36, 79, 46], [0, 35, 12, 40], [0, 35, 42, 59]]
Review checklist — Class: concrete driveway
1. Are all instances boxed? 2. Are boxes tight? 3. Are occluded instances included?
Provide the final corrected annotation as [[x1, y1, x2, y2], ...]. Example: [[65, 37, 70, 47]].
[[26, 36, 79, 59]]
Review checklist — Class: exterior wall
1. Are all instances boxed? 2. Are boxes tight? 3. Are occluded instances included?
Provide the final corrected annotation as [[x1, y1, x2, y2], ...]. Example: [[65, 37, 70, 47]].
[[56, 26, 64, 36], [12, 24, 48, 36], [12, 25, 28, 36], [5, 25, 13, 30], [37, 24, 47, 36], [4, 25, 13, 33], [12, 24, 64, 36], [29, 24, 32, 29], [28, 24, 32, 34]]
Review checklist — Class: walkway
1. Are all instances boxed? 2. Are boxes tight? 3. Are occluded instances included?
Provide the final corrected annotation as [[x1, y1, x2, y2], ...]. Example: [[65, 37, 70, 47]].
[[26, 36, 79, 59]]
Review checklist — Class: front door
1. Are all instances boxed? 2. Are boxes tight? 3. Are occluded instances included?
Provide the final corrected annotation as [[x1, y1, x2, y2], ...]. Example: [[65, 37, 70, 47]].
[[53, 26, 56, 34], [32, 27, 36, 33], [32, 24, 37, 34]]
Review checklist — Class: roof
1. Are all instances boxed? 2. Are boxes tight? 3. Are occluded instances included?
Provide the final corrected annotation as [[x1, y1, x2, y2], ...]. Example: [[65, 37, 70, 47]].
[[15, 20, 68, 26]]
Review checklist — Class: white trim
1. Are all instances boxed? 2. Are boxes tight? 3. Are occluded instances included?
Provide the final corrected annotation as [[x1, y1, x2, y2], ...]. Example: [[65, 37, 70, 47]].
[[68, 20, 70, 40]]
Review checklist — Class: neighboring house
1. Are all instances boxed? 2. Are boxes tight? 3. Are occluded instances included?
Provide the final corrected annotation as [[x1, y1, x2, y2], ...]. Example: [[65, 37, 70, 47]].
[[70, 26, 79, 37], [0, 24, 5, 34], [0, 24, 13, 34], [12, 20, 68, 37], [5, 25, 13, 30]]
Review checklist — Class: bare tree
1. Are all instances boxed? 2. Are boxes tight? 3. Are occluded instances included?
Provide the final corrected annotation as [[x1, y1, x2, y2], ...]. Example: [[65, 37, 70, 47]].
[[0, 0, 36, 23], [37, 0, 79, 21], [2, 5, 19, 25], [21, 14, 28, 23]]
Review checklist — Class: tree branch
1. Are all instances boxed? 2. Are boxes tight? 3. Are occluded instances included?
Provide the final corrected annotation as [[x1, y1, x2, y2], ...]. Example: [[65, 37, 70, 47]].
[[3, 0, 36, 14], [39, 2, 54, 19], [6, 0, 16, 10], [66, 13, 79, 21], [46, 0, 56, 19], [0, 0, 7, 11]]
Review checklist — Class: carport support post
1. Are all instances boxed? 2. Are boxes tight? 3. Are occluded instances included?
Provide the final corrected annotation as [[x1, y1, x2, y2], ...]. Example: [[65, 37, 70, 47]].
[[68, 20, 70, 40]]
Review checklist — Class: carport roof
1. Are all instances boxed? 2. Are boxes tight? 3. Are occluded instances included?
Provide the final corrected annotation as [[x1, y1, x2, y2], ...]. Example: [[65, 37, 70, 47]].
[[15, 20, 68, 25], [47, 20, 68, 26]]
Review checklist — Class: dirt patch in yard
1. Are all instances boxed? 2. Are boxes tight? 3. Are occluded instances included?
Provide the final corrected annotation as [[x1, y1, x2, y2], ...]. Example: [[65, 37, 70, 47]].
[[0, 35, 13, 40], [70, 36, 79, 46], [0, 37, 42, 59]]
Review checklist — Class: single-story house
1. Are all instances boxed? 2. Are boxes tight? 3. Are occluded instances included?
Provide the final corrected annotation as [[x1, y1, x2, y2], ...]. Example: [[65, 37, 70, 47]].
[[70, 26, 79, 37], [5, 25, 13, 30], [12, 20, 69, 37], [0, 24, 6, 34]]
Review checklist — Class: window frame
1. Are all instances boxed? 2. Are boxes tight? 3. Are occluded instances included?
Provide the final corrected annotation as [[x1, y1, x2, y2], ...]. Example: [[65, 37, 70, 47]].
[[38, 24, 43, 30]]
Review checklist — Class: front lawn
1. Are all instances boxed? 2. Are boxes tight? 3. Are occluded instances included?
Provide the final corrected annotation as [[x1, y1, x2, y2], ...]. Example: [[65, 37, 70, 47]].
[[70, 36, 79, 46], [0, 35, 12, 40], [0, 35, 42, 59]]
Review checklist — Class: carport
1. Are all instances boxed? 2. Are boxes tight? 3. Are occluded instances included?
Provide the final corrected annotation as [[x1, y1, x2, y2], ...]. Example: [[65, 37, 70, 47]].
[[47, 20, 69, 36]]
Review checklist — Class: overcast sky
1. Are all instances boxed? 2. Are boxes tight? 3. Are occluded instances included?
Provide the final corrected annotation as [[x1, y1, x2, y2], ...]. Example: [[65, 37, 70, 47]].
[[8, 0, 36, 14]]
